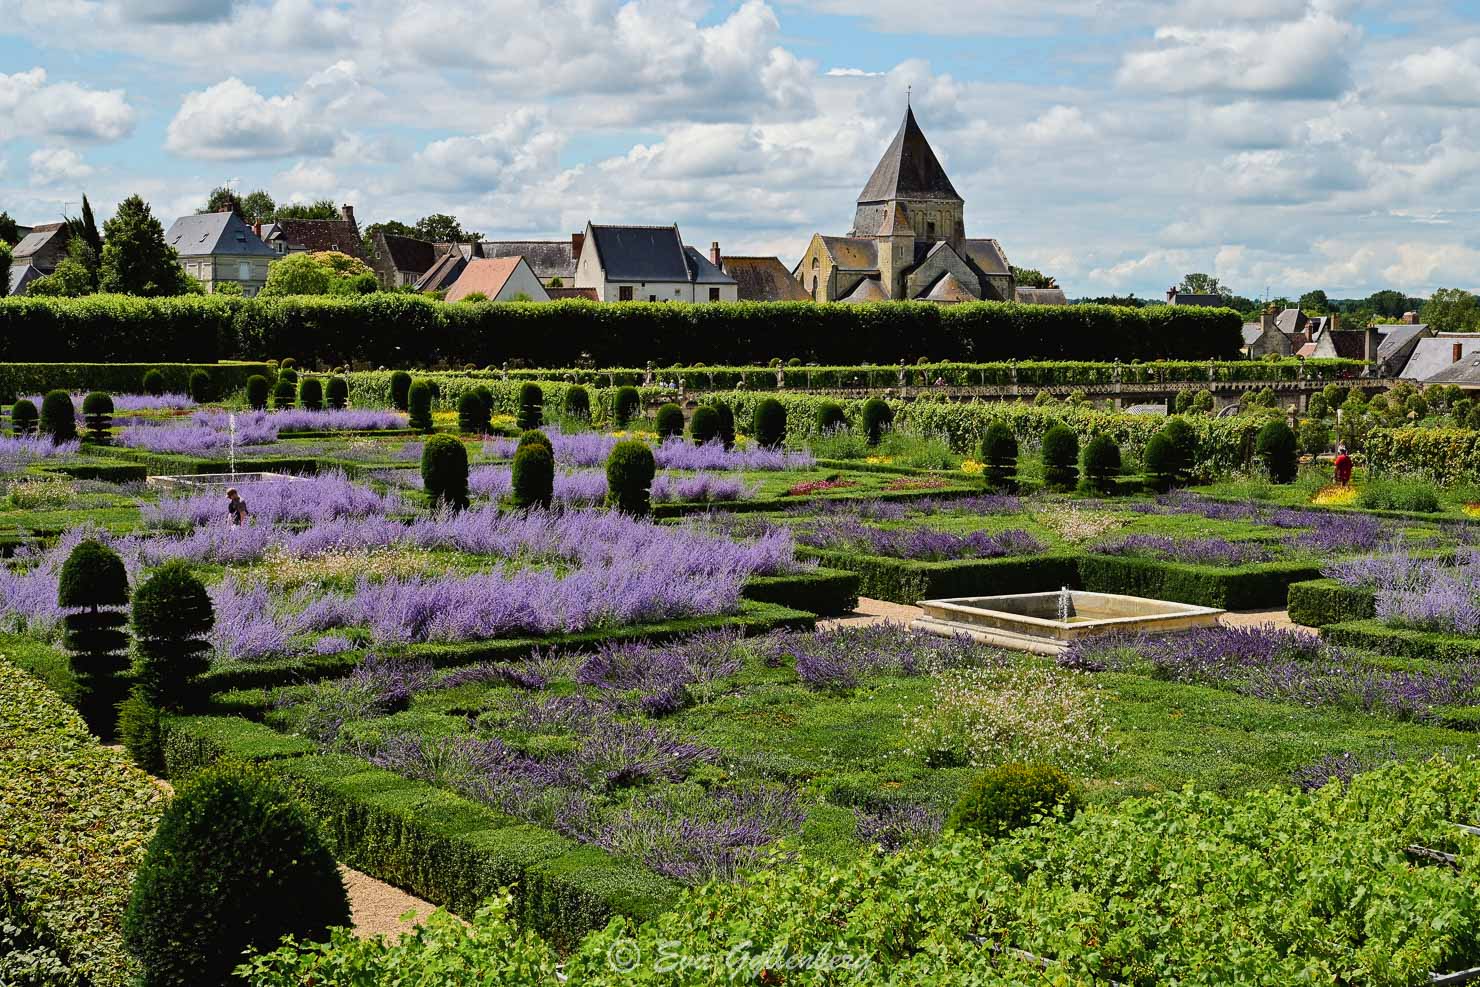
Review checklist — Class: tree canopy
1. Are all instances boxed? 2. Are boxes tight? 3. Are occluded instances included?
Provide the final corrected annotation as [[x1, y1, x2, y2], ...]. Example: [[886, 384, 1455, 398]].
[[241, 190, 276, 225], [0, 210, 18, 247], [98, 195, 191, 297], [1420, 288, 1480, 333], [200, 186, 245, 216], [260, 250, 377, 297], [1177, 273, 1229, 297], [413, 213, 481, 242], [274, 199, 342, 221], [1011, 265, 1057, 289], [1298, 289, 1330, 314]]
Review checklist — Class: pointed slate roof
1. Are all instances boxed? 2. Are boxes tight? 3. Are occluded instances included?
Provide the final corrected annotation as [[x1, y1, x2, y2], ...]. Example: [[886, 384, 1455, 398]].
[[857, 107, 962, 204], [166, 212, 276, 258]]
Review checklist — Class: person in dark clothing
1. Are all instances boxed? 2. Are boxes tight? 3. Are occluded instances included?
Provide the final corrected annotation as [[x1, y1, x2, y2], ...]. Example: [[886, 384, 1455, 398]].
[[226, 487, 250, 525]]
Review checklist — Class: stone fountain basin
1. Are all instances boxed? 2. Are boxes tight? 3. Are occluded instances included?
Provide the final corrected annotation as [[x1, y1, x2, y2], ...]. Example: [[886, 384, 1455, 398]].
[[910, 591, 1224, 655], [146, 472, 301, 492]]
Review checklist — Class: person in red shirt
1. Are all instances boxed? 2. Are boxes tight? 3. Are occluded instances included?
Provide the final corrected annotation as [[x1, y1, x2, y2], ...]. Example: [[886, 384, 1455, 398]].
[[1333, 445, 1353, 486]]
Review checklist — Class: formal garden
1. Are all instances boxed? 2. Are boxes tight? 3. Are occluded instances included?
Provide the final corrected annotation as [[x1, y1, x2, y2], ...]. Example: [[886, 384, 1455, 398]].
[[6, 350, 1480, 985]]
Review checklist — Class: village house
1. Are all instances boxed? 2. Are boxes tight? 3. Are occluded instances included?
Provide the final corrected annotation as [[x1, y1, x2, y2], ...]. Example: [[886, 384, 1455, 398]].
[[257, 204, 365, 260], [572, 223, 737, 303], [443, 256, 551, 302], [367, 231, 437, 289], [722, 254, 811, 302], [6, 222, 69, 296], [164, 212, 276, 296]]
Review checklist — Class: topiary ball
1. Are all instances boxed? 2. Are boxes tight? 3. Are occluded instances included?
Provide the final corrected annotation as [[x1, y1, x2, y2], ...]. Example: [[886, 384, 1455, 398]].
[[1040, 424, 1079, 492], [142, 368, 166, 396], [689, 405, 721, 445], [82, 391, 114, 443], [980, 423, 1018, 489], [130, 560, 213, 710], [710, 399, 736, 449], [473, 385, 494, 426], [752, 398, 786, 448], [10, 398, 38, 435], [245, 375, 270, 410], [655, 403, 685, 440], [517, 383, 544, 431], [272, 380, 296, 410], [1142, 432, 1178, 492], [516, 429, 553, 454], [40, 389, 77, 442], [421, 433, 469, 510], [123, 763, 350, 987], [815, 401, 847, 434], [279, 357, 296, 370], [612, 386, 641, 427], [457, 392, 487, 434], [1080, 434, 1121, 495], [188, 370, 213, 404], [1255, 419, 1298, 483], [861, 398, 893, 446], [1157, 417, 1197, 484], [389, 370, 413, 411], [511, 442, 555, 510], [325, 376, 349, 410], [277, 368, 299, 387], [298, 376, 323, 411], [564, 385, 591, 421], [606, 439, 656, 516], [946, 762, 1081, 839], [59, 538, 129, 610], [407, 380, 433, 432]]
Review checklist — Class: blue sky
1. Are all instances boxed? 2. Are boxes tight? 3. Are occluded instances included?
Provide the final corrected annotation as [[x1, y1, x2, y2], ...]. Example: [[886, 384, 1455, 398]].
[[2, 0, 1479, 298]]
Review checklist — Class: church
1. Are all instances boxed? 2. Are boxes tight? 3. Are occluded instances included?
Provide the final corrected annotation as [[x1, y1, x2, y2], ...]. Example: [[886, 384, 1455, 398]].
[[794, 105, 1025, 304]]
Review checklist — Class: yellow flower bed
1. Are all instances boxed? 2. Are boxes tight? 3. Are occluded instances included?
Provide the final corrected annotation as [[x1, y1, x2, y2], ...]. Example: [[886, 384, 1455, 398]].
[[1463, 503, 1480, 519], [1311, 484, 1358, 506], [865, 455, 896, 466], [960, 459, 985, 475]]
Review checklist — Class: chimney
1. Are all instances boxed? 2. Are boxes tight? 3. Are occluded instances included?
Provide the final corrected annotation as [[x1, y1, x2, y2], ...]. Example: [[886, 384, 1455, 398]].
[[340, 203, 355, 226], [1166, 286, 1177, 303], [253, 222, 262, 238], [1364, 326, 1380, 365], [1330, 312, 1339, 333], [1402, 310, 1418, 325], [571, 232, 584, 259], [1260, 308, 1276, 333], [710, 241, 721, 267]]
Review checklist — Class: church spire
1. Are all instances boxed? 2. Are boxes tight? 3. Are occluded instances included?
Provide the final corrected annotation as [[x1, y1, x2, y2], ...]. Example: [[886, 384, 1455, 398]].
[[854, 104, 962, 206]]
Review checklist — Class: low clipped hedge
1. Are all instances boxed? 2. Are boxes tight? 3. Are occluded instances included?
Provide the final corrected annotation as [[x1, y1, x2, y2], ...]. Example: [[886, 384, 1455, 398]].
[[0, 659, 166, 987], [801, 548, 1080, 604], [1324, 620, 1480, 664], [1077, 553, 1322, 610], [0, 361, 269, 402], [161, 724, 677, 949], [1286, 578, 1376, 628], [740, 567, 860, 616]]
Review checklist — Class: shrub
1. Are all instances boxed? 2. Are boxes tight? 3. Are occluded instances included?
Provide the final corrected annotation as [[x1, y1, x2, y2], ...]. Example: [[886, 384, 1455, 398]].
[[1143, 432, 1178, 492], [1357, 477, 1441, 513], [1158, 417, 1197, 484], [277, 367, 299, 387], [1040, 423, 1079, 491], [40, 389, 77, 442], [655, 402, 685, 440], [458, 392, 487, 434], [861, 398, 894, 445], [516, 428, 553, 454], [421, 433, 470, 510], [408, 380, 433, 431], [58, 539, 130, 737], [1299, 419, 1330, 456], [606, 439, 656, 516], [1256, 420, 1298, 483], [980, 423, 1018, 489], [1174, 390, 1193, 414], [131, 561, 213, 712], [612, 386, 641, 426], [563, 385, 591, 421], [473, 385, 494, 427], [517, 382, 544, 431], [118, 693, 166, 774], [280, 357, 296, 370], [245, 374, 269, 410], [689, 405, 721, 445], [82, 391, 113, 444], [325, 375, 348, 409], [272, 380, 296, 410], [1192, 389, 1215, 414], [710, 399, 736, 448], [122, 763, 349, 987], [141, 368, 165, 396], [389, 370, 413, 411], [945, 762, 1081, 838], [10, 397, 38, 435], [511, 443, 555, 510], [188, 369, 213, 403], [753, 398, 786, 447], [298, 376, 323, 411], [1308, 394, 1329, 419], [816, 400, 847, 433], [1080, 433, 1121, 494]]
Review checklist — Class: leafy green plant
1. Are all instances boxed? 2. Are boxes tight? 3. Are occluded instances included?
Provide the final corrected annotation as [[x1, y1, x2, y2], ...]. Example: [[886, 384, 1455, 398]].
[[511, 442, 554, 510], [1080, 433, 1121, 494], [815, 400, 847, 433], [861, 398, 893, 445], [389, 370, 413, 411], [1142, 432, 1177, 492], [272, 380, 296, 410], [81, 391, 113, 444], [245, 375, 269, 410], [946, 762, 1081, 838], [141, 368, 165, 396], [188, 369, 213, 404], [297, 376, 323, 411], [612, 386, 641, 427], [1256, 420, 1298, 483], [980, 422, 1018, 489], [606, 439, 656, 516], [123, 763, 349, 987], [689, 405, 721, 445], [325, 375, 348, 410], [752, 398, 786, 447], [517, 383, 543, 431], [457, 392, 487, 434], [1040, 424, 1079, 491], [710, 398, 736, 448], [58, 539, 130, 738], [655, 402, 685, 440], [9, 398, 38, 435], [40, 390, 76, 442], [563, 385, 590, 421], [1357, 476, 1441, 513], [408, 380, 433, 431], [131, 560, 213, 712], [421, 433, 469, 510]]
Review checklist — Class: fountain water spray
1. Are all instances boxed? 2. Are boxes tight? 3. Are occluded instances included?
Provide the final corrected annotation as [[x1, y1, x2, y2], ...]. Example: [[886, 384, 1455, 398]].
[[1058, 586, 1071, 622]]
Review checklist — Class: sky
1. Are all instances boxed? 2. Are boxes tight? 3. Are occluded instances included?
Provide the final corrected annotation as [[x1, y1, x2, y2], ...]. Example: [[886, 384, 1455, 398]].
[[2, 0, 1479, 300]]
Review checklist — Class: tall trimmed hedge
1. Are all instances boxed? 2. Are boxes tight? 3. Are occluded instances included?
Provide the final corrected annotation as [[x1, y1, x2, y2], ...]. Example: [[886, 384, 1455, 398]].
[[517, 383, 544, 431], [421, 434, 470, 510], [606, 440, 656, 516], [0, 295, 1244, 366], [40, 390, 76, 442]]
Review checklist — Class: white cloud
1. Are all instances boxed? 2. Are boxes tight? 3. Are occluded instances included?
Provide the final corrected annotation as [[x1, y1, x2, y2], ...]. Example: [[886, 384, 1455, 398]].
[[1380, 39, 1480, 106], [827, 67, 883, 77], [412, 110, 566, 193], [1023, 105, 1094, 143], [1118, 9, 1359, 99], [0, 68, 136, 142], [28, 147, 94, 185]]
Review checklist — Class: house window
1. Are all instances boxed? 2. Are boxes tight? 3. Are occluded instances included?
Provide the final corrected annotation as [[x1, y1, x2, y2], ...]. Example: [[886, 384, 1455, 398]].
[[927, 220, 936, 238], [1456, 343, 1465, 363], [239, 262, 250, 280], [649, 295, 657, 303], [708, 287, 720, 302], [619, 286, 634, 302]]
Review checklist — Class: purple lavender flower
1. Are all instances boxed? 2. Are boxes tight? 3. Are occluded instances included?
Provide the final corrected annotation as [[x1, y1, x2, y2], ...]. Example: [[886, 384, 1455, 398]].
[[209, 579, 291, 661], [853, 801, 944, 851]]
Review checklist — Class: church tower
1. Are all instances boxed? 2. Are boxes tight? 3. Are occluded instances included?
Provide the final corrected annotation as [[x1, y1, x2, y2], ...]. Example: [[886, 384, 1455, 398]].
[[849, 105, 966, 248]]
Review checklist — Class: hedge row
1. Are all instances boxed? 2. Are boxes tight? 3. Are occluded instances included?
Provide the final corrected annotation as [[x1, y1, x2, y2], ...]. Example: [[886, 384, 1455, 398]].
[[1324, 620, 1480, 664], [1286, 578, 1377, 627], [161, 720, 676, 949], [801, 548, 1081, 604], [1366, 428, 1480, 485], [0, 361, 271, 403], [741, 568, 859, 616], [0, 658, 166, 987], [505, 358, 1365, 391], [0, 295, 1244, 365], [1076, 554, 1323, 610]]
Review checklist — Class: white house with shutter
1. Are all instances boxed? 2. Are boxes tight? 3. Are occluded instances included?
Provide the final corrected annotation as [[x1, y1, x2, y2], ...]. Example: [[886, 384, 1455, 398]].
[[164, 211, 277, 296], [572, 222, 736, 303]]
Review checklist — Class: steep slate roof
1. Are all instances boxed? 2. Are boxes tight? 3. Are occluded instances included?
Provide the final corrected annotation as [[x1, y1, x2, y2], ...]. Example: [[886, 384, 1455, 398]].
[[960, 239, 1009, 276], [1168, 293, 1225, 307], [1375, 323, 1430, 374], [7, 263, 43, 296], [840, 277, 887, 303], [857, 106, 962, 204], [682, 246, 737, 286], [922, 272, 974, 303], [166, 212, 276, 258], [1421, 349, 1480, 386], [376, 233, 436, 274], [724, 256, 810, 302], [587, 225, 691, 282], [1400, 336, 1480, 381], [1241, 323, 1264, 347], [481, 240, 578, 281], [1015, 287, 1069, 305], [10, 223, 66, 261], [265, 219, 364, 258], [819, 236, 878, 271], [1325, 331, 1369, 360], [413, 252, 467, 293], [444, 257, 525, 302], [1275, 308, 1307, 336]]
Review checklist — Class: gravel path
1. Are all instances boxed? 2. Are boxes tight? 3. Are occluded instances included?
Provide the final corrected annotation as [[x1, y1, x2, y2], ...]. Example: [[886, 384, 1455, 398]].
[[821, 597, 1314, 634]]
